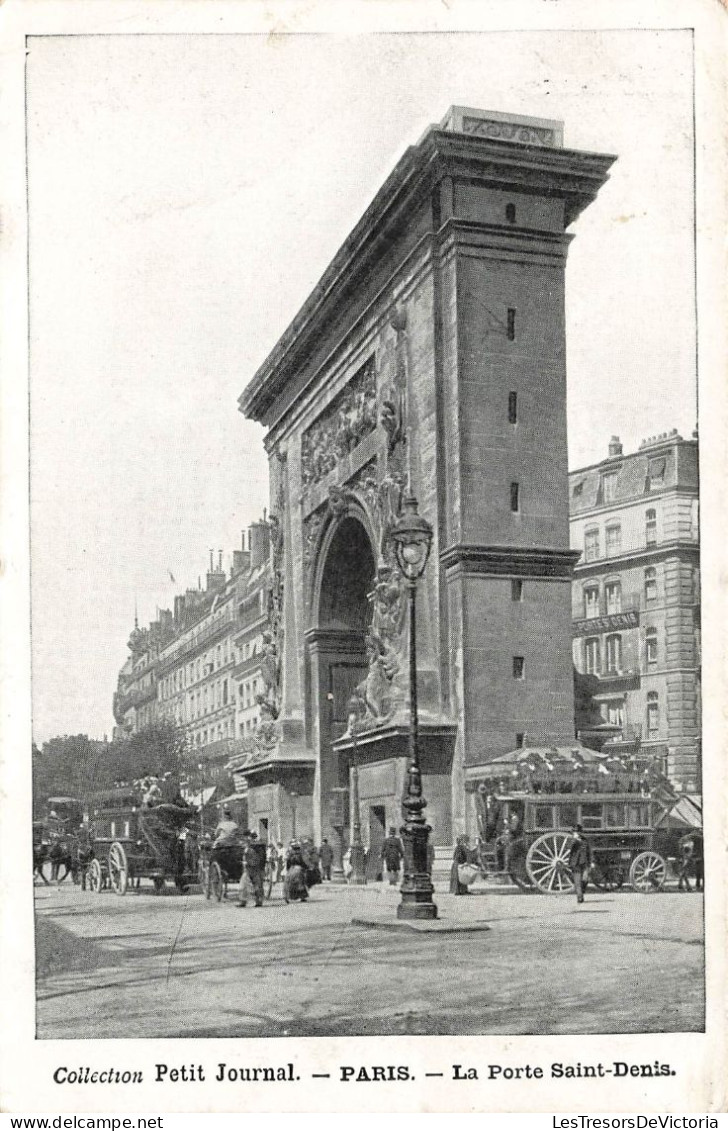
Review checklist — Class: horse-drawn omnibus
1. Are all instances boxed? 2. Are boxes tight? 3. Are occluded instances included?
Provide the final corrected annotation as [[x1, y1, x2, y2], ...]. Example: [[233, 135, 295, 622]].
[[467, 745, 701, 894], [86, 785, 202, 895]]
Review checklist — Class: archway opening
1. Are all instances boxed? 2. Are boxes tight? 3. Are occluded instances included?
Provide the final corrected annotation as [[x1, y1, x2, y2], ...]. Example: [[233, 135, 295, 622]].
[[318, 516, 375, 632]]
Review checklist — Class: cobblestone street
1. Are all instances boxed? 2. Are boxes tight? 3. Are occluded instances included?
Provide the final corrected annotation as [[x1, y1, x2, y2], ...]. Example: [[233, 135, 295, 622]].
[[35, 879, 704, 1039]]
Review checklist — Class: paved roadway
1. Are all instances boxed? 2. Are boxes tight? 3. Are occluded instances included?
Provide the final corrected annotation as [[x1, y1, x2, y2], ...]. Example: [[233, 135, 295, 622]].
[[34, 878, 704, 1039]]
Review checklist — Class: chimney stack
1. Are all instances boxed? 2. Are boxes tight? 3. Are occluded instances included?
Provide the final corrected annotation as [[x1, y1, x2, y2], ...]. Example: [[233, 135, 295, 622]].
[[608, 435, 623, 457]]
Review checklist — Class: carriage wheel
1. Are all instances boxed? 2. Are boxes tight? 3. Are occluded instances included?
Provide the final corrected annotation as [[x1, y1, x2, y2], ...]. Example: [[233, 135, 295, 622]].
[[108, 842, 129, 896], [206, 861, 223, 902], [526, 832, 575, 894], [592, 864, 626, 892], [88, 859, 103, 893], [629, 851, 666, 892], [153, 877, 166, 894]]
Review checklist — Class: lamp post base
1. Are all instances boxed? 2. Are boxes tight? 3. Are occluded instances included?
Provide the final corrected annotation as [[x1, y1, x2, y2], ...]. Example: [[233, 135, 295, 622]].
[[397, 816, 437, 919], [396, 877, 438, 920]]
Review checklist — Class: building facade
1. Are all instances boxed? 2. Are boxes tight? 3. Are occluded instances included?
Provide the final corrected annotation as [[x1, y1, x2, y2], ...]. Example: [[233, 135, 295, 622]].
[[237, 105, 615, 863], [112, 524, 276, 803], [569, 431, 700, 791]]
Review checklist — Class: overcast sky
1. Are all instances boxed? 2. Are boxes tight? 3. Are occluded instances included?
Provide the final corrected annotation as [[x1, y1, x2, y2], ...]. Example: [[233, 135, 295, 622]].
[[27, 30, 696, 742]]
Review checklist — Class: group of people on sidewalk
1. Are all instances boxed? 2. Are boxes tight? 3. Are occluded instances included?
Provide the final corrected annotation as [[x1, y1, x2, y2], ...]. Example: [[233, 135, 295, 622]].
[[211, 810, 338, 906]]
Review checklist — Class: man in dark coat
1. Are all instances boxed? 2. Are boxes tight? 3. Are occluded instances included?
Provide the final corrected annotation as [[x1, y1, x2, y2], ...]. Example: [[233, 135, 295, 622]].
[[319, 838, 334, 881], [238, 832, 267, 908], [381, 827, 404, 885], [568, 825, 593, 904]]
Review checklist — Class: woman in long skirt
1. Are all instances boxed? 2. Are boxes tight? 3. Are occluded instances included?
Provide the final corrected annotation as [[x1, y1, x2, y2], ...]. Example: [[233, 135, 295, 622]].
[[450, 834, 470, 895]]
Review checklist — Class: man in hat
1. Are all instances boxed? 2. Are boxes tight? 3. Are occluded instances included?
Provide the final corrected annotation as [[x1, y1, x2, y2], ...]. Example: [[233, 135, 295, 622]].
[[568, 825, 593, 904], [319, 837, 334, 881], [381, 827, 404, 885], [238, 831, 267, 908]]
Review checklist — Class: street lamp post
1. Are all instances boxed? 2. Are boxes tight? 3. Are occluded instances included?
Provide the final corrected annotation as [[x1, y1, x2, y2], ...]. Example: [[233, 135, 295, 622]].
[[289, 790, 298, 841], [197, 762, 205, 836], [347, 715, 367, 885], [389, 493, 437, 920]]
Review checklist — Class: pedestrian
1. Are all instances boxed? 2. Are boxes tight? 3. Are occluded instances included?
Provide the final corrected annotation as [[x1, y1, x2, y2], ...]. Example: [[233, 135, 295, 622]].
[[381, 826, 404, 885], [284, 840, 309, 903], [677, 833, 694, 893], [319, 837, 334, 881], [568, 824, 593, 904], [213, 808, 239, 847], [275, 841, 285, 883], [238, 832, 266, 908], [693, 833, 704, 892], [450, 835, 470, 895]]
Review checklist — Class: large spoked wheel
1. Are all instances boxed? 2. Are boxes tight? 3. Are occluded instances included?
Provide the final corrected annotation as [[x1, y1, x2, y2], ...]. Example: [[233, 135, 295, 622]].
[[108, 842, 129, 896], [592, 863, 626, 891], [206, 860, 224, 902], [629, 850, 666, 892], [526, 832, 575, 894], [88, 859, 103, 893]]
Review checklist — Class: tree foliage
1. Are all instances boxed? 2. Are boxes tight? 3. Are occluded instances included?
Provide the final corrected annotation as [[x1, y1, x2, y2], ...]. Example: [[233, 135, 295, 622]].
[[32, 722, 189, 811]]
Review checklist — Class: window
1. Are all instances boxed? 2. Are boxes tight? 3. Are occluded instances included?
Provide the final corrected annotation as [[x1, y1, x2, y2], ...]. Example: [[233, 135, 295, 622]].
[[645, 627, 658, 668], [647, 456, 666, 487], [605, 634, 622, 674], [628, 802, 650, 828], [505, 202, 516, 223], [644, 567, 658, 604], [511, 579, 523, 602], [560, 803, 579, 829], [605, 581, 621, 615], [580, 803, 603, 830], [606, 523, 622, 557], [605, 803, 626, 829], [604, 700, 624, 727], [584, 637, 600, 675], [515, 732, 524, 748], [602, 472, 618, 503], [645, 508, 657, 546], [508, 391, 518, 424], [513, 656, 525, 680], [535, 805, 555, 829], [510, 482, 520, 512], [646, 691, 659, 737], [507, 308, 516, 341], [572, 480, 584, 498], [584, 527, 600, 562], [584, 587, 600, 618]]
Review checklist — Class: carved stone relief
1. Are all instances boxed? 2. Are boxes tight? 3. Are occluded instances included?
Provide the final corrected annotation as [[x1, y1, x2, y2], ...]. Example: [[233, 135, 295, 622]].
[[300, 357, 377, 491], [252, 459, 286, 756]]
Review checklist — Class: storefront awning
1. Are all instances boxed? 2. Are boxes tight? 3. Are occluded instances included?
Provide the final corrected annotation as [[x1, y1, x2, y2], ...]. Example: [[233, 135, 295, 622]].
[[182, 785, 218, 808]]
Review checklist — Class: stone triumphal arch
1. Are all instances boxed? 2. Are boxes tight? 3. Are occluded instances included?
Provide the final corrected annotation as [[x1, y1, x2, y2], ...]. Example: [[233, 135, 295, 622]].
[[237, 106, 614, 869]]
